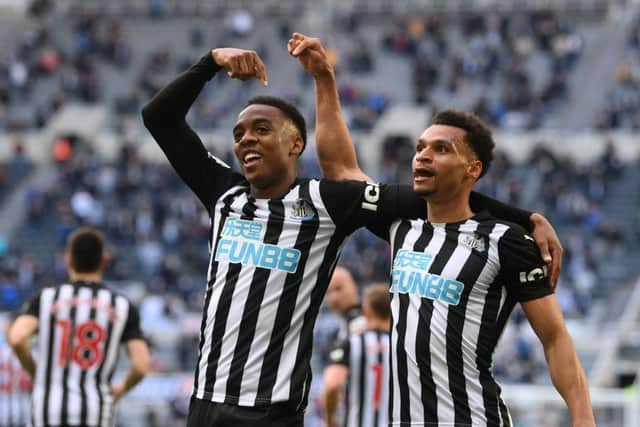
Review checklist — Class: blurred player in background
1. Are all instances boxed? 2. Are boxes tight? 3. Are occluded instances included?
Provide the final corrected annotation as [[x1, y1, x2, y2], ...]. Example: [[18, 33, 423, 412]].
[[323, 284, 390, 427], [291, 33, 595, 426], [326, 267, 366, 341], [8, 227, 149, 427], [142, 45, 552, 427], [1, 316, 31, 427]]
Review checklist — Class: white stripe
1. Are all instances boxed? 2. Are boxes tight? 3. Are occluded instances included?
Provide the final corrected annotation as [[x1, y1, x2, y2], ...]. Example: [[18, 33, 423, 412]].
[[463, 223, 508, 426], [207, 152, 231, 169], [195, 187, 243, 398], [272, 180, 337, 403], [362, 332, 377, 427], [347, 335, 361, 427], [238, 192, 301, 405]]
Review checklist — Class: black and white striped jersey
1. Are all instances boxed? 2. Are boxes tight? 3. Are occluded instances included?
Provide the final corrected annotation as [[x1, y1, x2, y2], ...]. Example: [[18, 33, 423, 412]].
[[142, 52, 536, 412], [188, 176, 390, 409], [0, 345, 31, 427], [383, 212, 553, 426], [22, 281, 143, 427], [329, 330, 390, 427]]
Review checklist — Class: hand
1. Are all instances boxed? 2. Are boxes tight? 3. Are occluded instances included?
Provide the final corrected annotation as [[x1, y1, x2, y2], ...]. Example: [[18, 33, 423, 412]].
[[530, 212, 563, 289], [110, 382, 126, 401], [288, 33, 334, 79], [211, 48, 268, 85]]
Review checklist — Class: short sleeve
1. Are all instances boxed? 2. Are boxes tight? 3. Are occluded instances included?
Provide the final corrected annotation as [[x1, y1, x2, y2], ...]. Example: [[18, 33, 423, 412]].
[[121, 303, 145, 342], [21, 292, 41, 317], [328, 337, 350, 366], [319, 180, 425, 240], [497, 226, 554, 302]]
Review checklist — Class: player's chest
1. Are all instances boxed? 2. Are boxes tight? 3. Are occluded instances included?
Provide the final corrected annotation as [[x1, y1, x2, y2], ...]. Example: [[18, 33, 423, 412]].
[[389, 220, 499, 305]]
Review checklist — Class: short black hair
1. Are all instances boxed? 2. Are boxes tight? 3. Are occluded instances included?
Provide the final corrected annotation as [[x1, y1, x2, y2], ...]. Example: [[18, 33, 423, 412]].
[[431, 109, 495, 178], [66, 226, 105, 273], [246, 96, 307, 154]]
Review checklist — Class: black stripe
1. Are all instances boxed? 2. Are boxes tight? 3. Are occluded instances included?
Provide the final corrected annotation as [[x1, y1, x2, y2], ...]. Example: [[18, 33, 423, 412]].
[[391, 221, 412, 424], [499, 397, 511, 427], [95, 292, 116, 427], [445, 221, 494, 426], [224, 197, 284, 401], [42, 287, 60, 426], [60, 285, 81, 425], [255, 181, 320, 405], [412, 222, 438, 423], [357, 334, 366, 427], [79, 285, 100, 425], [387, 315, 394, 425], [203, 191, 256, 398], [476, 226, 503, 427]]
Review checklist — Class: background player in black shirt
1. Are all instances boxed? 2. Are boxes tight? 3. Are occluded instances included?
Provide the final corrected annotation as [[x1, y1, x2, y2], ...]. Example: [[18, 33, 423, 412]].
[[324, 283, 391, 427], [8, 227, 150, 427], [292, 34, 595, 426]]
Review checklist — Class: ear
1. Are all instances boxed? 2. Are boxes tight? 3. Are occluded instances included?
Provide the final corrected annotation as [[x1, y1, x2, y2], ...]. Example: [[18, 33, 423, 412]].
[[64, 254, 72, 271], [101, 252, 110, 270], [289, 136, 304, 157], [467, 159, 483, 180]]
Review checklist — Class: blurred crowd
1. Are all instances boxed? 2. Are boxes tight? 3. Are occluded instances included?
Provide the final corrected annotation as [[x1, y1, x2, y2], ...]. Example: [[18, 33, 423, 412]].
[[1, 4, 633, 134]]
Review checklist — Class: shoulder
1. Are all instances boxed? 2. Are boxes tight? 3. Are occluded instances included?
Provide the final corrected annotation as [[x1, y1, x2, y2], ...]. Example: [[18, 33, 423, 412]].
[[474, 212, 533, 242]]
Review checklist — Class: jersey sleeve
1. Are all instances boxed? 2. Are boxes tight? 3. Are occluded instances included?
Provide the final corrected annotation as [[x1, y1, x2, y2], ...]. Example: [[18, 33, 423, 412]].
[[319, 180, 425, 240], [121, 303, 145, 342], [497, 226, 554, 302], [328, 336, 350, 366], [470, 192, 533, 232], [21, 292, 41, 317], [142, 52, 246, 208]]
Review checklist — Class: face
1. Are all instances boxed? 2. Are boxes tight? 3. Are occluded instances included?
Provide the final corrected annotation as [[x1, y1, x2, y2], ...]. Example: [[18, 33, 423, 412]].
[[412, 124, 482, 200], [233, 104, 303, 190], [326, 267, 358, 315]]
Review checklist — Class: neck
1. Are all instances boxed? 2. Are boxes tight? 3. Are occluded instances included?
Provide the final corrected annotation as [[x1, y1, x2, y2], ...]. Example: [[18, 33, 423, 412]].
[[426, 189, 474, 223], [69, 271, 102, 283], [250, 172, 297, 199], [367, 317, 390, 332]]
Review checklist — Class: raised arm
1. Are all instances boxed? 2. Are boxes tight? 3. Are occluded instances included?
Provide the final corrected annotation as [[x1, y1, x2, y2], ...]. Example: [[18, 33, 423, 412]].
[[289, 33, 369, 182], [141, 48, 267, 206], [522, 295, 595, 427]]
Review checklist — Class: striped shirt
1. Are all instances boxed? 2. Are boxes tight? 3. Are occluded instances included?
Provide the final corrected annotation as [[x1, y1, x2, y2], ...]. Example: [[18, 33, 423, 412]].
[[142, 52, 534, 412], [329, 330, 390, 427], [380, 212, 553, 426], [22, 281, 143, 427], [0, 345, 31, 427]]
